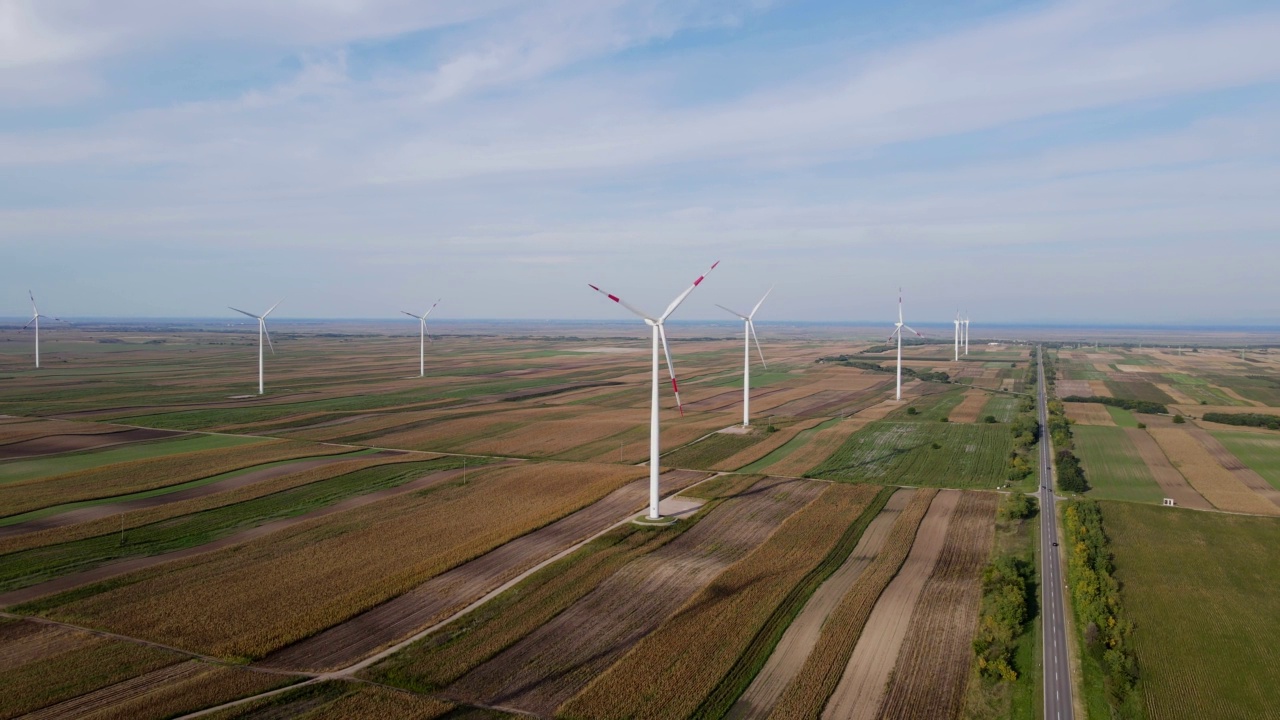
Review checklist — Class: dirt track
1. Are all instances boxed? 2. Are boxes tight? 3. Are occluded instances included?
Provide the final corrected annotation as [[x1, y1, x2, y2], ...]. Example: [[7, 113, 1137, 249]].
[[822, 489, 960, 720], [445, 475, 823, 716], [877, 492, 997, 719], [0, 461, 503, 608], [258, 469, 708, 672], [0, 451, 391, 539], [729, 488, 915, 720], [0, 428, 184, 461], [1124, 429, 1213, 510]]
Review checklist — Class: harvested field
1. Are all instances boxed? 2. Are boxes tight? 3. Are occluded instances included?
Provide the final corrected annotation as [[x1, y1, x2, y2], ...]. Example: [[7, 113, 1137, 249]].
[[1057, 379, 1093, 397], [1088, 380, 1112, 397], [1213, 432, 1280, 491], [0, 428, 184, 461], [822, 490, 961, 720], [1064, 402, 1116, 426], [767, 488, 937, 720], [876, 492, 997, 720], [0, 433, 264, 487], [0, 440, 349, 521], [754, 418, 865, 477], [25, 462, 648, 658], [1183, 426, 1280, 509], [1124, 429, 1213, 510], [1155, 383, 1198, 405], [729, 488, 916, 720], [0, 621, 182, 719], [947, 389, 990, 423], [561, 483, 881, 720], [1148, 428, 1280, 515], [1104, 380, 1175, 405], [203, 681, 452, 720], [44, 663, 296, 720], [461, 414, 643, 457], [444, 475, 825, 716], [260, 469, 706, 672], [0, 419, 128, 448]]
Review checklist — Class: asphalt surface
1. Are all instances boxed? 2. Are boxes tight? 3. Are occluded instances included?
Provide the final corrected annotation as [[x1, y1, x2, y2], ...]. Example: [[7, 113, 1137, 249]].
[[1038, 347, 1075, 720]]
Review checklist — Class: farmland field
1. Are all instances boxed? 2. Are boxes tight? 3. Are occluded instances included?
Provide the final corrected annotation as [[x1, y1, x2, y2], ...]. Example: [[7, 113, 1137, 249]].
[[2, 321, 1278, 718], [1104, 502, 1280, 720]]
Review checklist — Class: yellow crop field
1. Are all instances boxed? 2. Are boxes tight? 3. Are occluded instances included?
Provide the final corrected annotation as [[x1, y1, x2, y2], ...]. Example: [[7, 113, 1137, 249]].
[[1064, 402, 1115, 426], [561, 483, 880, 719], [1147, 428, 1280, 516], [767, 489, 938, 720], [30, 462, 647, 659], [711, 418, 826, 471]]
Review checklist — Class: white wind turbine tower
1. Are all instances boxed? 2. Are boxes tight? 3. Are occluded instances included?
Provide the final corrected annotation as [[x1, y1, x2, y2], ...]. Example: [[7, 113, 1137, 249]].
[[716, 286, 772, 428], [889, 288, 922, 402], [589, 260, 718, 520], [953, 311, 962, 362], [964, 312, 971, 355], [228, 301, 281, 395], [23, 291, 66, 369], [401, 300, 440, 377]]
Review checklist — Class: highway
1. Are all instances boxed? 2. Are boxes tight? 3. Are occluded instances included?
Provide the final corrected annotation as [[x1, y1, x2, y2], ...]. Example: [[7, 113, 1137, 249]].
[[1038, 346, 1075, 720]]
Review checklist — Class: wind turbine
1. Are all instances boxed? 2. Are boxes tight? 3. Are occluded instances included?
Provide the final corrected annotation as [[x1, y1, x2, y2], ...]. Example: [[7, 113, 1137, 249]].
[[964, 312, 971, 355], [589, 260, 718, 520], [889, 288, 922, 401], [401, 300, 440, 377], [953, 311, 962, 362], [228, 301, 281, 395], [716, 286, 772, 428], [23, 291, 65, 369]]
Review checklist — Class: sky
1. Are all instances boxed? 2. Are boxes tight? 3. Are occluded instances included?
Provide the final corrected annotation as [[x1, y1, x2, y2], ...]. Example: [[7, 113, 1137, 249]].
[[2, 0, 1278, 324]]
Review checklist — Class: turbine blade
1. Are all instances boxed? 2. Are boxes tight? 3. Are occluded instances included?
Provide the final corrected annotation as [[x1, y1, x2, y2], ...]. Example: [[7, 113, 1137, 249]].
[[748, 285, 774, 319], [659, 260, 719, 321], [658, 324, 683, 416], [262, 299, 283, 319], [28, 290, 37, 316], [262, 320, 276, 354], [21, 318, 35, 330], [229, 306, 260, 320], [902, 324, 923, 337], [422, 299, 441, 318], [588, 284, 655, 321], [749, 320, 767, 369], [714, 303, 748, 320], [401, 310, 422, 319], [423, 319, 432, 340]]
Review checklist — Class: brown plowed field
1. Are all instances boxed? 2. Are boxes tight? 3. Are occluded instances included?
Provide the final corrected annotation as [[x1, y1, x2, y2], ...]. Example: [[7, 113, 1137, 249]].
[[683, 387, 793, 413], [1088, 380, 1113, 397], [0, 619, 90, 670], [1154, 383, 1197, 405], [876, 492, 997, 719], [1064, 402, 1116, 426], [22, 660, 208, 720], [444, 475, 825, 716], [0, 451, 397, 540], [0, 419, 128, 448], [1124, 429, 1213, 510], [259, 469, 706, 672], [0, 428, 184, 461], [0, 461, 501, 608], [1148, 428, 1280, 516], [822, 489, 960, 720], [729, 488, 916, 720], [1184, 426, 1280, 510], [59, 664, 292, 720], [948, 390, 990, 423]]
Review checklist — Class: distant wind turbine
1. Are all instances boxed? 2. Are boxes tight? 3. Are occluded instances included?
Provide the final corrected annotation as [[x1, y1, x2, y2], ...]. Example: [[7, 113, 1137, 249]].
[[401, 300, 441, 377], [889, 288, 922, 401], [23, 291, 66, 369], [953, 311, 962, 362], [589, 260, 718, 519], [228, 301, 281, 395], [716, 286, 772, 427], [964, 312, 971, 355]]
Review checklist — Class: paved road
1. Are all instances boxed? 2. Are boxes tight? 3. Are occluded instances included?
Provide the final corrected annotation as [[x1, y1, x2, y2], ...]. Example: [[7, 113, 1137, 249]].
[[1038, 347, 1075, 720]]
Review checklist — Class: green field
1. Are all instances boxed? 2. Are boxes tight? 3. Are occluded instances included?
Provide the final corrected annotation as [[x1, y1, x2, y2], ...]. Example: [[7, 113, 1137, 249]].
[[807, 421, 1013, 488], [1072, 426, 1162, 503], [981, 394, 1020, 423], [1211, 431, 1280, 491], [1103, 501, 1280, 720], [1105, 406, 1140, 428], [1103, 380, 1176, 405], [662, 430, 766, 470], [0, 434, 265, 484], [736, 417, 842, 473]]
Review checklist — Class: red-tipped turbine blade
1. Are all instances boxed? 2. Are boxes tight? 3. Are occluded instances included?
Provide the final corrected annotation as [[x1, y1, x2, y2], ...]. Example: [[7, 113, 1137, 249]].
[[588, 284, 655, 321], [658, 324, 683, 416], [660, 260, 719, 322]]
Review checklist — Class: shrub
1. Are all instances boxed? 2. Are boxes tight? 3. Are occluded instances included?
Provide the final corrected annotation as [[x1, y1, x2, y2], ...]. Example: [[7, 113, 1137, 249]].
[[906, 407, 919, 416], [1172, 415, 1185, 424], [984, 415, 998, 424], [1136, 422, 1146, 429]]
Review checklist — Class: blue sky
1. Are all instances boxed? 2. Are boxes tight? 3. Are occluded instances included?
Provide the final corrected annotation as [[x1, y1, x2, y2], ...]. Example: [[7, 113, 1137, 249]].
[[2, 0, 1278, 324]]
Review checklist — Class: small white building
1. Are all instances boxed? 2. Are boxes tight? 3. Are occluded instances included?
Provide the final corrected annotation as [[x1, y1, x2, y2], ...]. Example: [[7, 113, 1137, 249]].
[[1163, 498, 1176, 507]]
